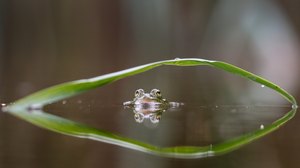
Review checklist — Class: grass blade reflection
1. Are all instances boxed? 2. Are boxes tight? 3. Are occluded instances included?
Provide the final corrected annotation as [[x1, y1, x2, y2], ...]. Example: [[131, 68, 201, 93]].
[[9, 108, 296, 159], [3, 58, 298, 159]]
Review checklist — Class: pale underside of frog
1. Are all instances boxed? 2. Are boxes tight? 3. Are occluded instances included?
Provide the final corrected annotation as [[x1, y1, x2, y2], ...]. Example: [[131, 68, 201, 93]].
[[123, 89, 183, 123]]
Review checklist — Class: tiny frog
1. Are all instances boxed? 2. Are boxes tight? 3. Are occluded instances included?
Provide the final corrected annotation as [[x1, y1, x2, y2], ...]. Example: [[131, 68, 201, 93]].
[[123, 89, 182, 123]]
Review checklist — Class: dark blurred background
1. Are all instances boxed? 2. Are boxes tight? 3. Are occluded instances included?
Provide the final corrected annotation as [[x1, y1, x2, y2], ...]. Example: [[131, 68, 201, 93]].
[[0, 0, 300, 168]]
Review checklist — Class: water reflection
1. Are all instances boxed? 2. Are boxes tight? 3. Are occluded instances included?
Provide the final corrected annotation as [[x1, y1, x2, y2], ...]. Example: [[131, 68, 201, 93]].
[[125, 106, 164, 124], [4, 102, 296, 159]]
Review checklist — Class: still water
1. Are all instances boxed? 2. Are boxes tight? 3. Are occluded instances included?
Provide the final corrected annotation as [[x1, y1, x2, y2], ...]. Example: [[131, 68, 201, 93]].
[[0, 65, 299, 168], [46, 99, 290, 147]]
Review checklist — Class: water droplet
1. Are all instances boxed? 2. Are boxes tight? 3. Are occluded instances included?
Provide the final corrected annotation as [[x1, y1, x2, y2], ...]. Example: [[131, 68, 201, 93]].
[[215, 105, 218, 108], [292, 104, 298, 109], [1, 103, 6, 107], [62, 100, 67, 104], [174, 58, 181, 60], [261, 85, 265, 88], [260, 124, 264, 130]]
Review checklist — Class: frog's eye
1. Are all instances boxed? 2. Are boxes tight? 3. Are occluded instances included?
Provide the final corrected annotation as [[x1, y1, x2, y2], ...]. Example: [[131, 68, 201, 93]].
[[150, 114, 161, 123], [155, 90, 161, 97], [135, 89, 144, 98], [151, 89, 161, 97], [134, 113, 144, 123]]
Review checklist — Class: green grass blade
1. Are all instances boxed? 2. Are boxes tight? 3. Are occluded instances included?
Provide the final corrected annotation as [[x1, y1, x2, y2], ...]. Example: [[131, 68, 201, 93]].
[[5, 58, 296, 111], [8, 108, 296, 159], [3, 58, 298, 159]]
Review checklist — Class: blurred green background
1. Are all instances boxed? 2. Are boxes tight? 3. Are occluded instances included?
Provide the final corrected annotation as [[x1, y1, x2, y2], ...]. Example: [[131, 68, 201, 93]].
[[0, 0, 300, 168]]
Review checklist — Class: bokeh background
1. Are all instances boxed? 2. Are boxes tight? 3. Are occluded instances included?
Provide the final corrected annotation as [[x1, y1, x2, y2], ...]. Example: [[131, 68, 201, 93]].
[[1, 0, 300, 168]]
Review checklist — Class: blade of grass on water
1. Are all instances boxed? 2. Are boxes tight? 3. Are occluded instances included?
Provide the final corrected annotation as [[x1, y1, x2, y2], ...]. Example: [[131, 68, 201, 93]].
[[3, 58, 298, 159]]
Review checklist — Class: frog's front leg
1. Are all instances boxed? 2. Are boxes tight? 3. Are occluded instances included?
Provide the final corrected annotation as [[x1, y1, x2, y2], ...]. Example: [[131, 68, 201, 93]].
[[123, 101, 134, 107]]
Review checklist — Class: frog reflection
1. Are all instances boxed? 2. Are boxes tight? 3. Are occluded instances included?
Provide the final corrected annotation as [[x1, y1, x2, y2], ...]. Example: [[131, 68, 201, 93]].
[[123, 89, 182, 123], [133, 109, 164, 123]]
